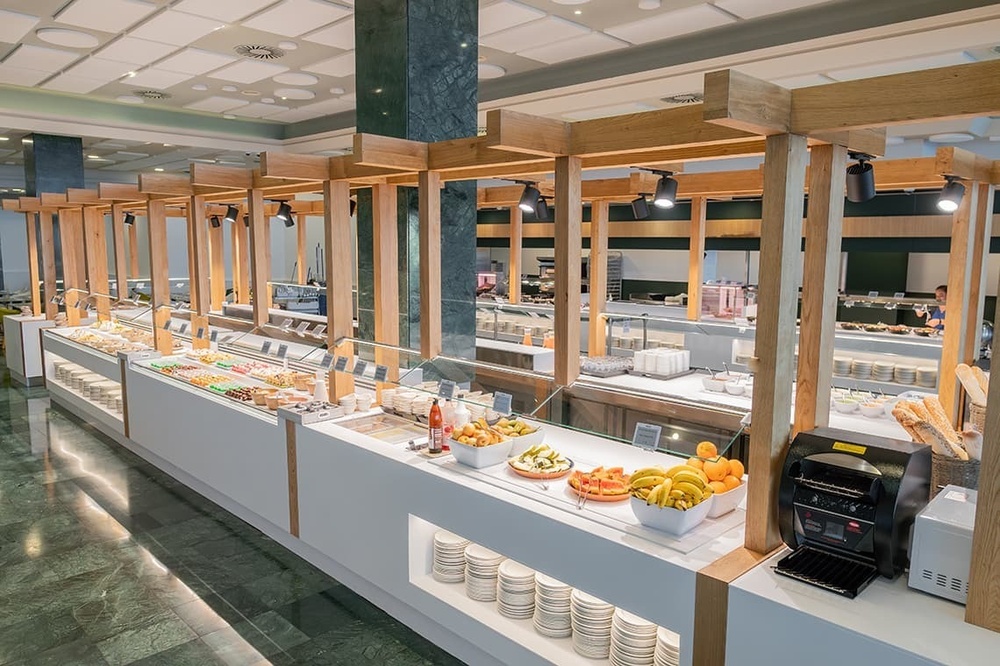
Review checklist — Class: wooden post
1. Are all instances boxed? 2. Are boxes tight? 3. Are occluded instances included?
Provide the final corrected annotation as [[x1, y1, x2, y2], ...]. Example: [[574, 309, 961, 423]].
[[24, 213, 41, 316], [82, 206, 111, 320], [233, 211, 251, 305], [188, 195, 211, 349], [554, 155, 583, 386], [419, 170, 442, 359], [939, 183, 982, 424], [39, 212, 58, 320], [745, 134, 809, 554], [147, 200, 174, 355], [208, 216, 225, 311], [794, 144, 848, 435], [588, 200, 609, 357], [508, 206, 522, 304], [324, 180, 356, 400], [247, 190, 271, 329], [127, 218, 140, 278], [111, 204, 128, 302], [962, 183, 994, 371], [373, 183, 400, 393], [58, 209, 85, 326], [296, 214, 307, 284], [687, 197, 708, 321]]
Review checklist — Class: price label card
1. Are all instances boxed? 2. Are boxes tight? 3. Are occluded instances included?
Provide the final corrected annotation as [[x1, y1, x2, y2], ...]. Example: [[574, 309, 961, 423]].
[[178, 322, 189, 334], [162, 318, 172, 330], [353, 359, 368, 377], [312, 324, 327, 337], [320, 354, 334, 370], [136, 282, 145, 290], [374, 365, 389, 383], [893, 292, 905, 300], [492, 392, 513, 415], [210, 331, 219, 343], [196, 327, 205, 339], [527, 311, 540, 319], [493, 296, 504, 306], [632, 423, 662, 451], [623, 319, 632, 334], [439, 380, 457, 399], [334, 356, 349, 372], [277, 344, 288, 359], [280, 319, 293, 329], [868, 291, 879, 299], [261, 340, 273, 355], [295, 321, 310, 334]]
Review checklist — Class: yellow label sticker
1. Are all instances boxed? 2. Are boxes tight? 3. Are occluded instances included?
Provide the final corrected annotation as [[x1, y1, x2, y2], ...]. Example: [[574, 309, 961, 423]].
[[833, 442, 867, 455]]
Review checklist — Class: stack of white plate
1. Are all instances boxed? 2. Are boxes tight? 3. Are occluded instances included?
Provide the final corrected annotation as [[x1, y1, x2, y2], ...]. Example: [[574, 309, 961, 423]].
[[465, 544, 505, 602], [571, 589, 615, 659], [497, 560, 536, 619], [380, 388, 396, 408], [654, 627, 681, 666], [609, 608, 658, 666], [432, 530, 469, 584], [872, 361, 895, 382], [833, 357, 853, 376], [393, 390, 417, 413], [895, 365, 917, 385], [533, 573, 572, 638], [851, 360, 873, 379], [917, 366, 938, 388]]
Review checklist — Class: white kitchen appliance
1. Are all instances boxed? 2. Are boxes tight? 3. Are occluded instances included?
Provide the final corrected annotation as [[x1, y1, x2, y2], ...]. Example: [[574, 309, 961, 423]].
[[908, 484, 977, 604]]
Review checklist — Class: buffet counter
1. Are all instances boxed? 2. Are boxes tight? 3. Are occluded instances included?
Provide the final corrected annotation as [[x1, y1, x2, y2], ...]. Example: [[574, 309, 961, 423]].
[[3, 314, 53, 385]]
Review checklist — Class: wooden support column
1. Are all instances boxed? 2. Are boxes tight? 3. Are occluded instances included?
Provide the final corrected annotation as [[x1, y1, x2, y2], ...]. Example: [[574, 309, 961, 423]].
[[188, 195, 211, 349], [687, 197, 708, 321], [208, 217, 225, 311], [962, 183, 994, 371], [373, 183, 400, 393], [58, 209, 85, 326], [588, 200, 609, 357], [554, 155, 582, 386], [232, 212, 251, 305], [324, 180, 356, 400], [82, 206, 111, 320], [940, 183, 982, 424], [147, 200, 173, 355], [39, 212, 58, 320], [508, 207, 522, 304], [111, 204, 128, 302], [745, 134, 809, 554], [296, 214, 307, 284], [794, 144, 848, 435], [247, 190, 271, 329], [419, 170, 442, 359], [24, 213, 41, 316], [127, 219, 140, 278]]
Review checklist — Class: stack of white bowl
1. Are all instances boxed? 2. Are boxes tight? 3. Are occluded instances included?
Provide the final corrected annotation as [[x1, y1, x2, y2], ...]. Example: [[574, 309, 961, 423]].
[[464, 544, 505, 602], [497, 560, 536, 619], [917, 366, 938, 388], [872, 361, 895, 383], [654, 627, 681, 666], [633, 349, 690, 376], [833, 357, 853, 376], [339, 393, 358, 413], [432, 530, 469, 583], [533, 573, 573, 638], [571, 589, 615, 659], [851, 359, 873, 379], [894, 365, 917, 385], [609, 608, 658, 666]]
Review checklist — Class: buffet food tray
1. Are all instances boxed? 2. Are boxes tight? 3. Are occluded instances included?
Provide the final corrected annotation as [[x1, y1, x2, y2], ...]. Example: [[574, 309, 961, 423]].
[[626, 368, 696, 382]]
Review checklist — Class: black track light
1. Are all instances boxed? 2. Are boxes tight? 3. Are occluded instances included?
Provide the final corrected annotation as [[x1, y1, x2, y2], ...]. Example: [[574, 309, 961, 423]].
[[349, 198, 357, 216], [223, 205, 239, 224], [242, 214, 250, 228], [653, 174, 678, 209], [535, 196, 550, 221], [631, 195, 650, 220], [937, 177, 965, 213], [275, 201, 294, 227], [122, 212, 135, 226], [846, 153, 876, 203], [518, 182, 541, 214], [209, 215, 221, 228]]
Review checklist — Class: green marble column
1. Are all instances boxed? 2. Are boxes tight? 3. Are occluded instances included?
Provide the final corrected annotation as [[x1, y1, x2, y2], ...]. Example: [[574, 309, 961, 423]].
[[355, 0, 478, 359]]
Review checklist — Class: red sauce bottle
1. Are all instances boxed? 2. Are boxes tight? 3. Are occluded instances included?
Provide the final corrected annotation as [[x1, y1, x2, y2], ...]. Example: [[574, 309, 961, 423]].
[[428, 398, 443, 454]]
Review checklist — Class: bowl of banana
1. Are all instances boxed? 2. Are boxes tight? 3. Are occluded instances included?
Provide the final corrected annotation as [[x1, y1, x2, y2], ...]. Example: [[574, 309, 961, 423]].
[[627, 464, 715, 536]]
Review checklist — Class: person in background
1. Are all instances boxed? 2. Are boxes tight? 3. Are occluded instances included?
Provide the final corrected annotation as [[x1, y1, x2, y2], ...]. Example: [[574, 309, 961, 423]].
[[917, 284, 947, 330]]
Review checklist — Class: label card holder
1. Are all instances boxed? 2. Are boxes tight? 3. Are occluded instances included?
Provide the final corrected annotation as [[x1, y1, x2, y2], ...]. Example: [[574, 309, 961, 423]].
[[492, 392, 513, 415], [633, 423, 662, 451]]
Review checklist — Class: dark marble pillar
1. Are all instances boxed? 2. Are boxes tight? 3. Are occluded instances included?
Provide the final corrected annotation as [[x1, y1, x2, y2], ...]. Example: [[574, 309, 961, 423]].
[[355, 0, 478, 359]]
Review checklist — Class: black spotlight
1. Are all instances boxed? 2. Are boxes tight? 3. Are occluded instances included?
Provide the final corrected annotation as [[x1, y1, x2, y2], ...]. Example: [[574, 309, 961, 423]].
[[122, 212, 135, 225], [653, 174, 678, 209], [276, 201, 294, 227], [846, 153, 876, 203], [242, 214, 250, 228], [223, 205, 239, 223], [631, 195, 650, 220], [535, 196, 550, 221], [518, 182, 541, 214], [349, 198, 357, 216], [209, 215, 221, 228], [937, 177, 965, 213]]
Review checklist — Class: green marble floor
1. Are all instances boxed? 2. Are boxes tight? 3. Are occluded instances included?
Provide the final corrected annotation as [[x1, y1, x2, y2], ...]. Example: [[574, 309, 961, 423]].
[[0, 369, 465, 666]]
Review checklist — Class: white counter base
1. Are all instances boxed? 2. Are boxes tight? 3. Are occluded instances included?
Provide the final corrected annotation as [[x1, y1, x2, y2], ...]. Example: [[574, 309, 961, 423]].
[[4, 315, 53, 385]]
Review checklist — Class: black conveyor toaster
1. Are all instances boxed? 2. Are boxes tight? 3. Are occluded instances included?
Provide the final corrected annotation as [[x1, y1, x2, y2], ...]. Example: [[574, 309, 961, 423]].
[[776, 428, 931, 598]]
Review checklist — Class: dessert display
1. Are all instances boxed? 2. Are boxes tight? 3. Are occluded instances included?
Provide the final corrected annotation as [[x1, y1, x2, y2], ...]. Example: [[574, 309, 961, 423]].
[[508, 444, 573, 479], [567, 466, 631, 501], [67, 329, 149, 355], [189, 373, 229, 387], [223, 386, 254, 402], [231, 360, 272, 374], [185, 349, 235, 365]]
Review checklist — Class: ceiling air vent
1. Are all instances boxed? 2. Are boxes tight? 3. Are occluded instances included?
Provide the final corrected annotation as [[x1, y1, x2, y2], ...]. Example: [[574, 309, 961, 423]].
[[661, 92, 703, 105], [235, 44, 285, 60], [133, 90, 171, 100]]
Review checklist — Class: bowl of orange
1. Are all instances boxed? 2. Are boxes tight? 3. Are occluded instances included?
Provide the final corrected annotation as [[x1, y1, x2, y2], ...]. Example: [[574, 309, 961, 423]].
[[688, 442, 747, 518]]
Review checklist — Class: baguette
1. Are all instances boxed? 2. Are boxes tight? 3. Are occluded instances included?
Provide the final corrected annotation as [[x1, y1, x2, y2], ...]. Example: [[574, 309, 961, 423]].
[[912, 421, 961, 458], [923, 396, 961, 444], [892, 404, 924, 442], [956, 364, 988, 406], [972, 365, 989, 396], [906, 400, 933, 424]]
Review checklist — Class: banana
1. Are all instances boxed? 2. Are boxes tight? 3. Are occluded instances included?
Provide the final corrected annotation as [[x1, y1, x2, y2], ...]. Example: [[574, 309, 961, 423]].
[[630, 475, 666, 489], [674, 481, 704, 501], [657, 483, 672, 508], [671, 471, 707, 488], [669, 489, 685, 499], [659, 478, 673, 496], [630, 467, 667, 482], [646, 484, 663, 506]]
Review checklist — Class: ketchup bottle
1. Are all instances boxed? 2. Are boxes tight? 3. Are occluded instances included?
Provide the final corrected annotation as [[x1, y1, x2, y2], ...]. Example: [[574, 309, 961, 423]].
[[428, 399, 444, 453]]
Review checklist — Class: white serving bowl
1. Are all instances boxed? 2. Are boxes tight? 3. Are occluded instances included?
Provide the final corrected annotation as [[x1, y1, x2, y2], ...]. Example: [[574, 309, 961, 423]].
[[449, 437, 513, 469], [859, 403, 884, 419], [707, 479, 748, 518], [832, 399, 859, 414], [702, 377, 727, 393], [630, 494, 714, 536], [507, 424, 545, 455], [724, 381, 745, 396]]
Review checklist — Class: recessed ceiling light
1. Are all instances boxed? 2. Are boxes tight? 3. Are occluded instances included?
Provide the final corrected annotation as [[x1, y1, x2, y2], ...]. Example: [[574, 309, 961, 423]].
[[126, 71, 136, 78], [460, 42, 468, 47], [87, 154, 100, 159], [222, 85, 238, 92], [154, 167, 164, 172], [273, 88, 314, 100], [163, 143, 172, 147], [242, 90, 261, 96], [330, 87, 345, 95], [36, 28, 99, 48], [638, 0, 661, 8], [223, 114, 236, 119], [273, 72, 319, 86], [374, 88, 383, 94], [552, 0, 590, 4], [478, 63, 506, 79], [574, 10, 582, 15], [116, 95, 144, 104], [191, 83, 208, 91], [0, 137, 8, 141], [262, 97, 275, 104], [928, 133, 975, 143], [277, 41, 298, 51]]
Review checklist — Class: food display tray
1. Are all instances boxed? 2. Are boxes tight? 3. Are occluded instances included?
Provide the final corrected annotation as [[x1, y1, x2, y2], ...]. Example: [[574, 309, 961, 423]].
[[626, 368, 697, 382]]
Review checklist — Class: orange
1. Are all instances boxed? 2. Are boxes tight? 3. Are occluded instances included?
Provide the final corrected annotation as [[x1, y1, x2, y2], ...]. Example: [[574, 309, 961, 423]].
[[724, 475, 742, 491], [709, 480, 727, 494], [703, 459, 728, 482], [695, 441, 718, 459], [729, 459, 745, 479], [687, 457, 704, 470]]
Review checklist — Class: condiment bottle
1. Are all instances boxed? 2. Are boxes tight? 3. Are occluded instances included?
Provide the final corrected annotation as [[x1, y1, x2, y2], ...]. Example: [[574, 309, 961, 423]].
[[449, 401, 470, 452], [442, 400, 456, 441], [428, 399, 444, 454], [522, 327, 533, 346]]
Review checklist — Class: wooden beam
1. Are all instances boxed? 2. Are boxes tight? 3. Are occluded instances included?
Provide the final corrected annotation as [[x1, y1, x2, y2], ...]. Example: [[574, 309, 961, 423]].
[[794, 144, 848, 435], [66, 188, 101, 205], [110, 204, 128, 302], [811, 129, 887, 157], [139, 172, 193, 197], [188, 195, 211, 349], [98, 182, 146, 202], [189, 163, 253, 189], [296, 214, 307, 284], [703, 69, 791, 135], [324, 180, 356, 400], [429, 135, 551, 173], [58, 208, 84, 326], [82, 207, 111, 319], [936, 146, 993, 182], [745, 134, 809, 554], [554, 156, 583, 386], [233, 214, 251, 305], [147, 199, 174, 354], [208, 214, 226, 311], [260, 152, 330, 181], [687, 197, 708, 321], [39, 212, 58, 320], [372, 183, 400, 395], [247, 189, 271, 329], [354, 133, 428, 171], [1, 199, 20, 211], [419, 171, 442, 359], [508, 207, 522, 305], [329, 155, 400, 182], [24, 213, 41, 316], [485, 109, 571, 157], [127, 220, 140, 278], [478, 182, 555, 208], [588, 200, 609, 357], [964, 184, 994, 365], [40, 193, 68, 207]]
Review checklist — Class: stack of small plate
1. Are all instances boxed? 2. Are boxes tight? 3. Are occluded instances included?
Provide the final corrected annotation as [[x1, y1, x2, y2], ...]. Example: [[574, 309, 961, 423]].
[[533, 573, 572, 638], [464, 544, 505, 602], [432, 530, 469, 584], [571, 589, 615, 659], [851, 359, 873, 379], [654, 627, 681, 666], [833, 357, 853, 376], [872, 361, 895, 383], [339, 394, 358, 413], [497, 560, 536, 619], [609, 608, 658, 666], [917, 366, 938, 388], [894, 365, 917, 385], [393, 390, 417, 413]]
